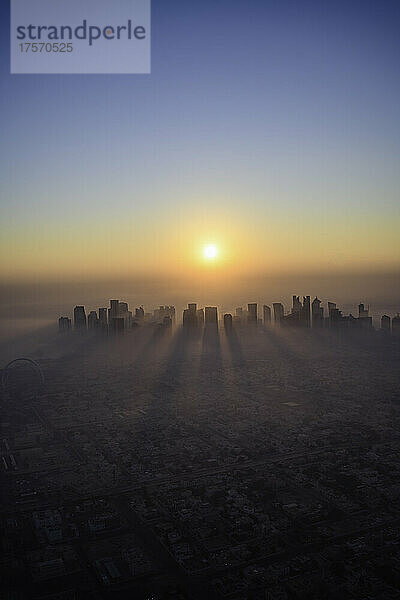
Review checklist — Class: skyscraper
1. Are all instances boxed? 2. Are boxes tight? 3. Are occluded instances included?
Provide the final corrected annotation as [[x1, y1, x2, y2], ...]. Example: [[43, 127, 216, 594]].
[[109, 300, 120, 325], [381, 315, 391, 332], [154, 306, 176, 324], [99, 308, 108, 329], [88, 310, 99, 329], [205, 307, 218, 324], [196, 308, 205, 327], [302, 296, 311, 327], [169, 306, 176, 324], [327, 302, 336, 316], [263, 305, 271, 326], [247, 303, 257, 325], [107, 299, 132, 329], [357, 303, 372, 329], [119, 302, 129, 314], [183, 303, 198, 328], [135, 306, 145, 321], [282, 296, 310, 327], [328, 302, 343, 327], [111, 317, 125, 334], [224, 313, 233, 330], [58, 317, 71, 332], [312, 297, 324, 327], [273, 303, 284, 325], [163, 316, 172, 331], [74, 306, 87, 330], [110, 299, 119, 314], [292, 295, 302, 314], [392, 314, 400, 335]]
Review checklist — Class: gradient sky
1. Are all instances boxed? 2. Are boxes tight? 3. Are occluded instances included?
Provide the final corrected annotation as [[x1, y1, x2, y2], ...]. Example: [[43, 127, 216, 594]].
[[1, 0, 400, 286]]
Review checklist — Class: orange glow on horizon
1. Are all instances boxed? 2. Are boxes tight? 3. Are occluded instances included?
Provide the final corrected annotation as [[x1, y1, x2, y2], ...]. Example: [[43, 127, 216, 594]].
[[0, 206, 399, 283]]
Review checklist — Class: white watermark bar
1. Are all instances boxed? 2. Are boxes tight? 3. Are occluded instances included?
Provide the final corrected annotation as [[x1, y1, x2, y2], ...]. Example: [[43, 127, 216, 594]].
[[11, 0, 151, 74]]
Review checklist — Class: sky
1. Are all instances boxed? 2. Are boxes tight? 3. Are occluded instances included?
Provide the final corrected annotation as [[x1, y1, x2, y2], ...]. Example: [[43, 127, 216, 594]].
[[0, 0, 400, 311]]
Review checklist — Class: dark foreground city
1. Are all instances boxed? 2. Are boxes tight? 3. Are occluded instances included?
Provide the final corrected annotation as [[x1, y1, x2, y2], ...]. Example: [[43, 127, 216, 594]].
[[1, 301, 400, 600]]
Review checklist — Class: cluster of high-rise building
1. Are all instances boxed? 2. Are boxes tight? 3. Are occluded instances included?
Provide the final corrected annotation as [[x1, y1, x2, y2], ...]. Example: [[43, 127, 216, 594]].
[[271, 297, 376, 330], [181, 297, 400, 334], [272, 295, 311, 327], [182, 304, 217, 328], [59, 300, 175, 333], [59, 297, 400, 335]]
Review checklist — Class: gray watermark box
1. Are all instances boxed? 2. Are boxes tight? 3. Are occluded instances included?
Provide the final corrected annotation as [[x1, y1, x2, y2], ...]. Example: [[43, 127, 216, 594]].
[[11, 0, 151, 74]]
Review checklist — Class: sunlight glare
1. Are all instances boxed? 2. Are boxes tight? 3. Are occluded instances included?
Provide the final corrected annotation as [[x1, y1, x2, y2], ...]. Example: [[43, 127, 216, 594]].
[[204, 244, 218, 260]]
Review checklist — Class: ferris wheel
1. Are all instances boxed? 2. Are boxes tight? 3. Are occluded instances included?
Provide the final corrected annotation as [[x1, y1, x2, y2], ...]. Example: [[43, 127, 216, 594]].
[[1, 357, 45, 397]]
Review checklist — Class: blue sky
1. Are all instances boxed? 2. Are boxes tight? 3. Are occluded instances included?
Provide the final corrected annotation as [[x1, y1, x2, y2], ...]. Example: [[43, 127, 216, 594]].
[[1, 0, 400, 281]]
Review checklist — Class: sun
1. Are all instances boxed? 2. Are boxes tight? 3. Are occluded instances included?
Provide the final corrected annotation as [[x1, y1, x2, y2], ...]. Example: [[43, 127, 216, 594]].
[[204, 244, 218, 260]]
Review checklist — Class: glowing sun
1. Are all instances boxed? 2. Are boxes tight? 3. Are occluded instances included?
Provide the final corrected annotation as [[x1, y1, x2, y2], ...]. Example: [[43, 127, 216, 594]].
[[204, 244, 218, 260]]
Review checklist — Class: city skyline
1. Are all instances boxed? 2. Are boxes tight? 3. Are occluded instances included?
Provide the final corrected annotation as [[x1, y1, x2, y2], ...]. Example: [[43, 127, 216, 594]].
[[58, 295, 400, 332]]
